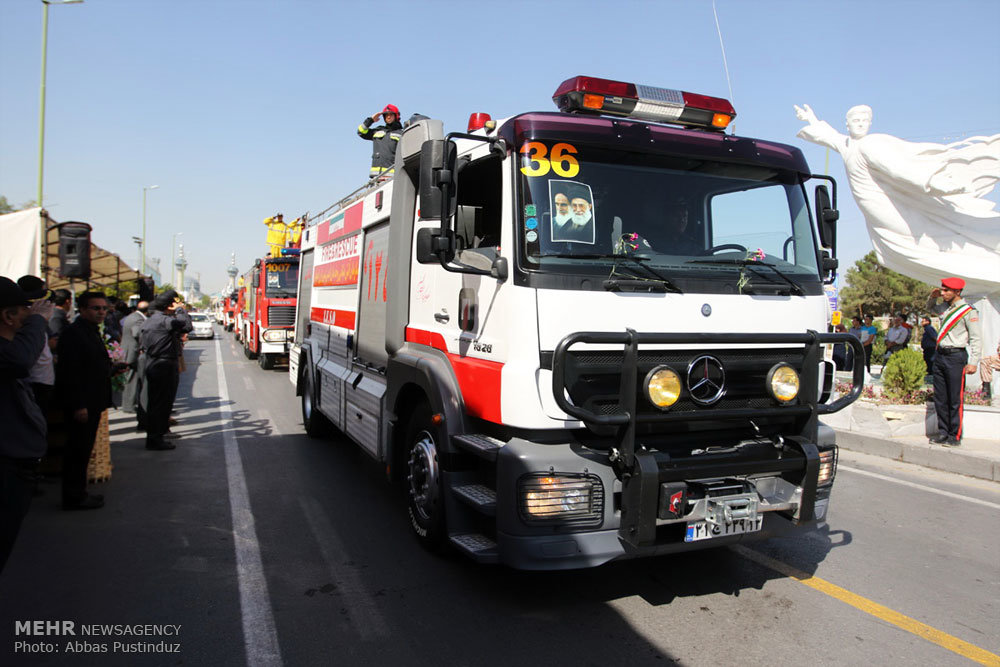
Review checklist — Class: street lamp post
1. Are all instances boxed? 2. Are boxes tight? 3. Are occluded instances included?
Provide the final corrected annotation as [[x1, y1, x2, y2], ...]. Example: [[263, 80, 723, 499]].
[[171, 232, 183, 287], [141, 184, 159, 275], [37, 0, 84, 208], [131, 236, 143, 270]]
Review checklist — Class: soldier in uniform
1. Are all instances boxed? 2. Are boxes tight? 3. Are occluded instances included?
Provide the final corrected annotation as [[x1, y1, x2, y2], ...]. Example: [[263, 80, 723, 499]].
[[926, 277, 981, 447]]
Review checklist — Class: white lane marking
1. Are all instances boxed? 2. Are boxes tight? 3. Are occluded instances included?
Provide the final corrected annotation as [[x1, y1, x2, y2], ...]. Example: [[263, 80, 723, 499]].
[[839, 464, 1000, 511], [215, 338, 283, 667], [243, 376, 254, 391], [299, 497, 390, 641]]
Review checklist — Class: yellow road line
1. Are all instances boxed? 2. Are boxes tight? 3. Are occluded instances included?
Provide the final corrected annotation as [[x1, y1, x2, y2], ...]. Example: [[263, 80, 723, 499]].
[[732, 545, 1000, 666]]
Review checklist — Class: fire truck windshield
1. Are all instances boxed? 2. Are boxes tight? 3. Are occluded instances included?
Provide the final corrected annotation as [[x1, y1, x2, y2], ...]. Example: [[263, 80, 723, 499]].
[[264, 261, 298, 297], [517, 145, 822, 294]]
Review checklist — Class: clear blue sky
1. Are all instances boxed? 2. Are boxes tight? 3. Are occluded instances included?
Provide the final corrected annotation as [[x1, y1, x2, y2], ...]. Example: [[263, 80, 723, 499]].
[[2, 0, 998, 293]]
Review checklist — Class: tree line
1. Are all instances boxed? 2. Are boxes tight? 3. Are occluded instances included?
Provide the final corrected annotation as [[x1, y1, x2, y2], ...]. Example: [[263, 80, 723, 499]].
[[839, 251, 935, 319]]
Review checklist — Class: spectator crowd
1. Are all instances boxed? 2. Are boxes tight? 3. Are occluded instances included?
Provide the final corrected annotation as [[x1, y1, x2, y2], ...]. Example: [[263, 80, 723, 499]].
[[1, 275, 191, 573]]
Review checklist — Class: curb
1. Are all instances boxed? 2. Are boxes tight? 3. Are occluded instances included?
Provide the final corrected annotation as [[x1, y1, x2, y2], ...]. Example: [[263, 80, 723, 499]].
[[835, 430, 1000, 482]]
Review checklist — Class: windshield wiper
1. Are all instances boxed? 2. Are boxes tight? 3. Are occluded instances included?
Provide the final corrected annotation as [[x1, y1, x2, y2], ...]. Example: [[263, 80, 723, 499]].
[[685, 258, 805, 296], [538, 253, 683, 293]]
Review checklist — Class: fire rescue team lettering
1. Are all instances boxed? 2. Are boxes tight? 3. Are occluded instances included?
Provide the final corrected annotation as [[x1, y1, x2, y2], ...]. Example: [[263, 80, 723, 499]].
[[315, 234, 361, 287], [519, 142, 580, 178]]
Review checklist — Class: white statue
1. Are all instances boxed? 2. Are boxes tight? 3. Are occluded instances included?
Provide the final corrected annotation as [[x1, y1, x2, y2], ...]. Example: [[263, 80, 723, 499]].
[[793, 103, 1000, 296]]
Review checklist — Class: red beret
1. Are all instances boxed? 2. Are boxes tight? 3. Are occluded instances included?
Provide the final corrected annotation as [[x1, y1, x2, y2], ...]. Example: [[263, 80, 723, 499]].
[[941, 277, 965, 290]]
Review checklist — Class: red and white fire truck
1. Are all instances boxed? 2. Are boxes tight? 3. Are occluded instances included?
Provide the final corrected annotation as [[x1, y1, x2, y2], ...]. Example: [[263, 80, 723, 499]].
[[220, 291, 238, 331], [240, 254, 299, 369], [289, 76, 862, 569], [234, 280, 247, 343]]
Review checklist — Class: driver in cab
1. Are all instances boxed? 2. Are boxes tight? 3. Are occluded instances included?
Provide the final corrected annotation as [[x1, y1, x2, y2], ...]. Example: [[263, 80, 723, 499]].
[[621, 195, 702, 255]]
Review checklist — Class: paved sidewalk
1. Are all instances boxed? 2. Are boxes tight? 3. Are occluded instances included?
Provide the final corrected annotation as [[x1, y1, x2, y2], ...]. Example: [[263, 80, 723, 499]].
[[825, 368, 1000, 482], [833, 430, 999, 482]]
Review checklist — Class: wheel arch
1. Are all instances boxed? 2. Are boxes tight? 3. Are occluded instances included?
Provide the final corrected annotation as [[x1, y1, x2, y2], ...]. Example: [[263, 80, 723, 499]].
[[385, 344, 468, 483]]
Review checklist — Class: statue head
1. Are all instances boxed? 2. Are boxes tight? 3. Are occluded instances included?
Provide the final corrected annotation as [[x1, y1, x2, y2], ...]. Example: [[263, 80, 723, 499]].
[[845, 105, 872, 139]]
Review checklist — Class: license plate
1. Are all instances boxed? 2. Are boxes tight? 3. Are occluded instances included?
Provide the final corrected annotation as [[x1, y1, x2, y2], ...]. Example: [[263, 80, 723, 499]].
[[684, 516, 763, 542]]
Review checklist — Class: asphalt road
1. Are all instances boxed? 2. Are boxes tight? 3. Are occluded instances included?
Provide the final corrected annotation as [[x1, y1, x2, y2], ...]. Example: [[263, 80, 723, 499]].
[[2, 328, 998, 666]]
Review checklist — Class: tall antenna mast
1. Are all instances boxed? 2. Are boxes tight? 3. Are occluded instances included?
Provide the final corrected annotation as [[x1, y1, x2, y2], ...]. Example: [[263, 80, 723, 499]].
[[713, 0, 736, 135]]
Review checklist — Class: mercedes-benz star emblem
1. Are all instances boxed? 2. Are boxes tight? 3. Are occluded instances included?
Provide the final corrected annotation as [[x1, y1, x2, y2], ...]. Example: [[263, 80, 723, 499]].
[[701, 303, 712, 317], [687, 355, 726, 405]]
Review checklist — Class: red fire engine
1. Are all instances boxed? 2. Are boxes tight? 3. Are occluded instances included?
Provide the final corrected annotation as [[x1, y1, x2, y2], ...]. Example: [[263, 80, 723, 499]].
[[240, 254, 300, 369]]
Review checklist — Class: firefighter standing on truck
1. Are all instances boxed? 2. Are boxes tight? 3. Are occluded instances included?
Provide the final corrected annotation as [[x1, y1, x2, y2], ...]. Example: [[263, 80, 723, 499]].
[[357, 104, 402, 179], [926, 276, 981, 447]]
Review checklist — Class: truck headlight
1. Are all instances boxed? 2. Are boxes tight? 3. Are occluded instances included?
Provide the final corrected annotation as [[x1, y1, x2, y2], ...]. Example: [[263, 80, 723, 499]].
[[262, 329, 288, 343], [645, 366, 681, 409], [766, 364, 799, 403], [818, 447, 837, 486], [518, 474, 603, 524]]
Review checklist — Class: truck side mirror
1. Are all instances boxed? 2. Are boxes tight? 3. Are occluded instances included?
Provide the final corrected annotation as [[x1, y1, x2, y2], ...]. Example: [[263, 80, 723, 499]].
[[252, 273, 259, 288], [821, 250, 839, 284], [490, 256, 508, 283], [416, 227, 456, 264], [419, 139, 458, 221], [814, 184, 839, 253]]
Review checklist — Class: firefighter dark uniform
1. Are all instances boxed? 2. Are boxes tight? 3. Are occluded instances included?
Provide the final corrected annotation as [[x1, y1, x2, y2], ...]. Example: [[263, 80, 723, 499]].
[[139, 294, 192, 450], [357, 104, 402, 178], [926, 277, 982, 446]]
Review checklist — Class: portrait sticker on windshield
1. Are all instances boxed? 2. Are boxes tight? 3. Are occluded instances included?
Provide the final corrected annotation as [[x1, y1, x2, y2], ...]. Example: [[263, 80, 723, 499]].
[[519, 142, 580, 178], [549, 180, 595, 244]]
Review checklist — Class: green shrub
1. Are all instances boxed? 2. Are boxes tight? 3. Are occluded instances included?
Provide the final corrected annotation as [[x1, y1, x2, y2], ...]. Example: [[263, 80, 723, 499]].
[[882, 348, 926, 399], [871, 321, 886, 361]]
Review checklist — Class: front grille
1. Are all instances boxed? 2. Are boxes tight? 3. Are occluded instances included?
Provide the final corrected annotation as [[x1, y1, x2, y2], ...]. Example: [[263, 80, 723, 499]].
[[563, 347, 805, 417], [268, 305, 295, 327]]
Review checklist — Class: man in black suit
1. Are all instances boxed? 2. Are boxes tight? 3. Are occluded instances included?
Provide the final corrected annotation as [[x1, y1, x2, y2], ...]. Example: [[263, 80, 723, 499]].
[[55, 291, 113, 510]]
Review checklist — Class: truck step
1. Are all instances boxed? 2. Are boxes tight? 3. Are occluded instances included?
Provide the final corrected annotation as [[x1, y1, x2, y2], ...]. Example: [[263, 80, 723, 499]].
[[452, 484, 497, 515], [452, 434, 505, 462], [449, 533, 499, 564]]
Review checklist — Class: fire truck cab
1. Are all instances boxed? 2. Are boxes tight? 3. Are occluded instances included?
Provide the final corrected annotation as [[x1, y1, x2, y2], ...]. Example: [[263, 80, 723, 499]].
[[242, 255, 299, 369], [292, 76, 862, 569]]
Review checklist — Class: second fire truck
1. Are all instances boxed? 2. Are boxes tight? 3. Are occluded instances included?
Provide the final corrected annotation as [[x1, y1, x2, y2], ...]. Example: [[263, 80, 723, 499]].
[[241, 254, 299, 369]]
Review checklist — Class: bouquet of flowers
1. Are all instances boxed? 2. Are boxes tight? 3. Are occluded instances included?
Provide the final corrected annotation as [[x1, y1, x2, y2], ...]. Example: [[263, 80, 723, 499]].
[[100, 324, 130, 392], [737, 248, 766, 294]]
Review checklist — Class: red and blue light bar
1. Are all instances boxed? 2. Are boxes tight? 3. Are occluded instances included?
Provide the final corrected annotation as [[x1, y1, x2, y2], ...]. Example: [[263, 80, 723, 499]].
[[552, 75, 736, 131]]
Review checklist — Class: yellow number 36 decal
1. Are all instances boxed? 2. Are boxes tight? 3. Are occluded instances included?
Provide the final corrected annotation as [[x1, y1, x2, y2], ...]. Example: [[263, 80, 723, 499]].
[[519, 142, 580, 178]]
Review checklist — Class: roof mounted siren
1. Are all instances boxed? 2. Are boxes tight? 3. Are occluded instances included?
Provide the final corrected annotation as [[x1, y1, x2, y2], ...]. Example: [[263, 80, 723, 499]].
[[552, 75, 735, 131]]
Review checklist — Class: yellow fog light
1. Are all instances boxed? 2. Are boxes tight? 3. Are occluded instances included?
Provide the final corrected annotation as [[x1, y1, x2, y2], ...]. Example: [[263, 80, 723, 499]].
[[767, 364, 800, 403], [645, 366, 681, 409]]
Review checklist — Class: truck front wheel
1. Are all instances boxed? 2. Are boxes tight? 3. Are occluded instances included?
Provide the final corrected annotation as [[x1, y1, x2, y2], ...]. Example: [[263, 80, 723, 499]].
[[405, 404, 447, 551], [259, 352, 274, 370]]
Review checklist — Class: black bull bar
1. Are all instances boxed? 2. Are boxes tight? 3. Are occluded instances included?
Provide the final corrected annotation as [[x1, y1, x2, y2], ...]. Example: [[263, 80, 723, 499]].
[[550, 330, 865, 550]]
